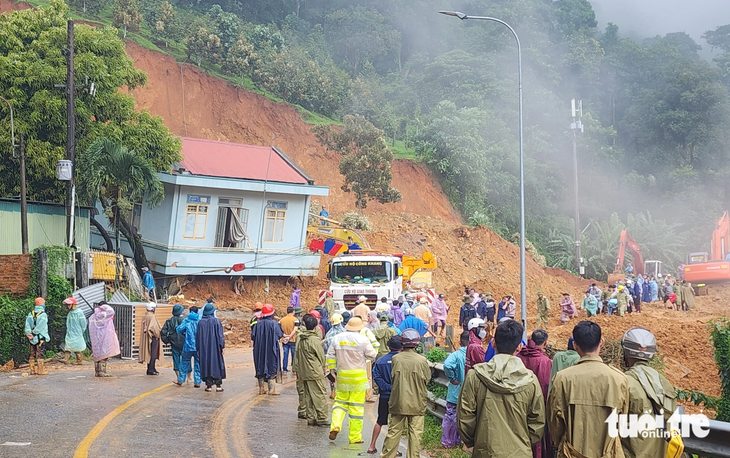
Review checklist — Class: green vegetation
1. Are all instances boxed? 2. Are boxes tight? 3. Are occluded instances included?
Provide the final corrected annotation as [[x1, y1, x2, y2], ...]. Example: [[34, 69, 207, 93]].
[[427, 381, 448, 400], [676, 388, 720, 411], [709, 317, 730, 421], [425, 347, 448, 363], [421, 414, 471, 458]]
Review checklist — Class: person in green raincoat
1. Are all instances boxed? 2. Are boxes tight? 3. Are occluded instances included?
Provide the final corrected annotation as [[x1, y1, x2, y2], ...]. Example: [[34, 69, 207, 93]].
[[581, 291, 598, 317], [324, 291, 336, 318], [681, 281, 695, 311], [25, 297, 50, 375], [456, 320, 545, 458], [372, 313, 398, 360], [60, 297, 87, 365], [615, 285, 630, 316], [292, 314, 329, 426], [549, 336, 580, 392], [621, 328, 677, 458]]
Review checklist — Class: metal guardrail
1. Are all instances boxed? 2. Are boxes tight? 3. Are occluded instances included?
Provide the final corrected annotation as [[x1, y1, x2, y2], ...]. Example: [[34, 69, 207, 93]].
[[428, 363, 730, 457]]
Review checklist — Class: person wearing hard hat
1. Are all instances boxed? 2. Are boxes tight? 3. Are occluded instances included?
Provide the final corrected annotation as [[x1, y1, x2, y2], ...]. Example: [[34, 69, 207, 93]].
[[25, 297, 50, 375], [326, 316, 377, 444], [252, 304, 283, 395], [465, 318, 488, 374], [380, 329, 431, 458], [139, 302, 162, 375], [615, 285, 631, 317], [250, 302, 264, 328], [60, 297, 87, 366], [324, 291, 336, 318], [536, 291, 550, 328], [352, 296, 370, 322], [620, 327, 677, 458]]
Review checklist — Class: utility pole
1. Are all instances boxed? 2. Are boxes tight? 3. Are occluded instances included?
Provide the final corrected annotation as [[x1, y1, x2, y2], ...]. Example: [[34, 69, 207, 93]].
[[571, 99, 584, 276], [65, 20, 75, 247], [20, 134, 28, 254]]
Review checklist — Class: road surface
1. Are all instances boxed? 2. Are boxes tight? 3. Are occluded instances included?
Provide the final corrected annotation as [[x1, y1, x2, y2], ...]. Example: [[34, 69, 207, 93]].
[[0, 348, 406, 458]]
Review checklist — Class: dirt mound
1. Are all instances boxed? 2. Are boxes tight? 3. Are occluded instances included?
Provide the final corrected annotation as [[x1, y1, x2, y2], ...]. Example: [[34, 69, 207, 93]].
[[123, 42, 460, 224], [0, 0, 28, 13]]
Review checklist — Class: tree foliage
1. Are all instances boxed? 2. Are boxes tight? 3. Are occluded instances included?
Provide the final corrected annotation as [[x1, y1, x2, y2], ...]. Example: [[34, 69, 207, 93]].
[[112, 0, 143, 38], [0, 1, 180, 206], [314, 115, 401, 210]]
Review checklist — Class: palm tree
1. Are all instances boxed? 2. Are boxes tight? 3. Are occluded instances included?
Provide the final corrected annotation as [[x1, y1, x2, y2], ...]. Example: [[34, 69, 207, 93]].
[[77, 138, 164, 272]]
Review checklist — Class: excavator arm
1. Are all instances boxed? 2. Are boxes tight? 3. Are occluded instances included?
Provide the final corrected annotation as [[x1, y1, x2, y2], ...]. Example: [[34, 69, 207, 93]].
[[613, 229, 644, 276], [402, 252, 437, 285]]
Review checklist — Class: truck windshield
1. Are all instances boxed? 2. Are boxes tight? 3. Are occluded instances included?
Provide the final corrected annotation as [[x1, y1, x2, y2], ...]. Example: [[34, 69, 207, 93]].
[[332, 261, 392, 284]]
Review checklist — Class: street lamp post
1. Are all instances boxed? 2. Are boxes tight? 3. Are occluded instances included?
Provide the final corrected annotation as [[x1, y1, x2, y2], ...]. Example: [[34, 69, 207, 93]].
[[439, 11, 528, 338]]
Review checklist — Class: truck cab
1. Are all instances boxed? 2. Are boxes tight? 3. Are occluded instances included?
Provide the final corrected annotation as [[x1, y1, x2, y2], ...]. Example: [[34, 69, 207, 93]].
[[327, 254, 403, 311]]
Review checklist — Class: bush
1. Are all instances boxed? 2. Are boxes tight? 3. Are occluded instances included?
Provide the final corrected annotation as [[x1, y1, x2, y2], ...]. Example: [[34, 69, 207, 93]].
[[709, 317, 730, 421], [426, 347, 448, 363], [0, 296, 34, 366], [341, 211, 371, 231]]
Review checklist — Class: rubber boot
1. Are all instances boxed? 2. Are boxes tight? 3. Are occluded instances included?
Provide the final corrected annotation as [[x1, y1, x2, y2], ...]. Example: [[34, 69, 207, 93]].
[[75, 352, 84, 365], [29, 357, 36, 375], [94, 362, 101, 377], [267, 379, 279, 395], [101, 361, 112, 377], [60, 351, 70, 365], [258, 378, 266, 395], [37, 358, 48, 375]]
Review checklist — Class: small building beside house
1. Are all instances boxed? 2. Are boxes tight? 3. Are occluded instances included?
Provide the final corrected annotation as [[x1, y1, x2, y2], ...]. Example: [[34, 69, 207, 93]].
[[91, 137, 329, 281], [0, 198, 91, 254]]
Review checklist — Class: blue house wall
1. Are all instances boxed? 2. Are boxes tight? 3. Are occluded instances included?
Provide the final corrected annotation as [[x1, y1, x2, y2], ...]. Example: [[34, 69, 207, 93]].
[[91, 173, 328, 278]]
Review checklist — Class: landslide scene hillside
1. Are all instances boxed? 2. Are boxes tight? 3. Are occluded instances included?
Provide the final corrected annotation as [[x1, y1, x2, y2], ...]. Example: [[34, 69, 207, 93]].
[[1, 0, 728, 413]]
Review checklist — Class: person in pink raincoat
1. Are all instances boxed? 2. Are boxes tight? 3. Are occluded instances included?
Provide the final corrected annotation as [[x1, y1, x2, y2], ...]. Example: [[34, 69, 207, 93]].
[[431, 294, 449, 337], [88, 301, 121, 377], [559, 293, 578, 324]]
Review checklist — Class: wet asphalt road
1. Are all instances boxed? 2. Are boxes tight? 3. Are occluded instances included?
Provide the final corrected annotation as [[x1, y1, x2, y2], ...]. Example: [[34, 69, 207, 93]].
[[0, 349, 407, 458]]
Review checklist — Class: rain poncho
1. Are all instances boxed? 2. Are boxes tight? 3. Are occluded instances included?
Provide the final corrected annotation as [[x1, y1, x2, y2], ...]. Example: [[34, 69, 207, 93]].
[[25, 304, 49, 345], [390, 304, 405, 327], [64, 308, 88, 352], [196, 314, 226, 380], [161, 304, 185, 351], [388, 349, 431, 416], [457, 353, 545, 458], [142, 270, 155, 290], [324, 323, 345, 353], [176, 311, 200, 352], [139, 311, 161, 365], [581, 295, 598, 316], [88, 305, 121, 362], [290, 289, 301, 308], [466, 331, 486, 374], [372, 323, 398, 359], [251, 315, 282, 379], [398, 315, 427, 336], [443, 346, 466, 404], [431, 297, 448, 323], [325, 331, 377, 391], [649, 280, 658, 301], [518, 340, 554, 458]]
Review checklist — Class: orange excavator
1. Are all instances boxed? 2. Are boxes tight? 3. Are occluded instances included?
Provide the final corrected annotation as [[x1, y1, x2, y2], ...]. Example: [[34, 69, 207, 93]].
[[607, 230, 644, 284], [684, 212, 730, 284]]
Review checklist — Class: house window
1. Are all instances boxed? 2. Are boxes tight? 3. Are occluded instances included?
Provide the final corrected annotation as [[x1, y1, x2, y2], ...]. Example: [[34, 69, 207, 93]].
[[215, 198, 249, 248], [183, 195, 210, 239], [128, 201, 142, 232], [263, 201, 287, 243]]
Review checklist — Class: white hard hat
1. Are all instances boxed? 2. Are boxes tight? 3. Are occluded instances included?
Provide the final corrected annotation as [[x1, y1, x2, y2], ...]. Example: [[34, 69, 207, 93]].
[[358, 295, 368, 303], [146, 302, 157, 311], [467, 318, 486, 331], [404, 307, 414, 316]]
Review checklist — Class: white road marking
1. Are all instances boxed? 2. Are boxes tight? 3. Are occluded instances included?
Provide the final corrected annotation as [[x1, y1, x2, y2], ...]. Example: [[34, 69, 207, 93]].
[[2, 442, 32, 446]]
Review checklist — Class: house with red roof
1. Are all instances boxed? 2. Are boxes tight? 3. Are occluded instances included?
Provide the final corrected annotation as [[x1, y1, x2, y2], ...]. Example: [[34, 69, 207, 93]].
[[90, 137, 329, 282]]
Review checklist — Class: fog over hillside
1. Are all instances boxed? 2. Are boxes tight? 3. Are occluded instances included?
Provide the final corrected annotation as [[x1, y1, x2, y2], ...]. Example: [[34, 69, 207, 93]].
[[590, 0, 730, 46]]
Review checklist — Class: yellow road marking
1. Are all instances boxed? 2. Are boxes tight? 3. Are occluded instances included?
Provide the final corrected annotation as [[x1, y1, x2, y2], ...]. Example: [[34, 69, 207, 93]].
[[73, 383, 171, 458]]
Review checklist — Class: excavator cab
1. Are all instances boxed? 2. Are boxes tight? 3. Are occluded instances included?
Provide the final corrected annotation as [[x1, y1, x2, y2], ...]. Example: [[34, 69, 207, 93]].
[[644, 260, 662, 279], [688, 252, 709, 264]]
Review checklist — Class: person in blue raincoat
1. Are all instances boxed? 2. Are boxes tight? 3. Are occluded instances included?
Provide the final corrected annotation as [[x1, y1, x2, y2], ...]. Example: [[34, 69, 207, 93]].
[[251, 304, 283, 395], [61, 297, 87, 365], [175, 306, 201, 387], [196, 303, 226, 392], [141, 267, 155, 301], [25, 297, 50, 375], [441, 331, 468, 448], [397, 308, 428, 336]]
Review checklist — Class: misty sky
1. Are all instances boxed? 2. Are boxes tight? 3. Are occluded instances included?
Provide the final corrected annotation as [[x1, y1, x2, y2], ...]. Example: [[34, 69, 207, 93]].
[[590, 0, 730, 47]]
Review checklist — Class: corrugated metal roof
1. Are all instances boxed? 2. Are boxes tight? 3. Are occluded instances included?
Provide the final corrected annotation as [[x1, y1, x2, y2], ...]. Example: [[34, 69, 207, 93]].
[[109, 290, 130, 304], [73, 282, 106, 318], [177, 138, 310, 185]]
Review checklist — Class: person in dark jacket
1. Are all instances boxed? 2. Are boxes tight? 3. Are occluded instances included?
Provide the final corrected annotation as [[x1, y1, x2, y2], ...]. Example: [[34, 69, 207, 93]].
[[161, 304, 185, 381], [459, 296, 477, 329], [517, 329, 553, 458], [251, 303, 283, 395], [196, 303, 226, 392], [367, 336, 402, 454]]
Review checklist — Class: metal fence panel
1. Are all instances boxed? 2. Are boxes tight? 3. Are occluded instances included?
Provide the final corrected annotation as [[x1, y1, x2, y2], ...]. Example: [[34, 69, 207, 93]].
[[73, 282, 106, 318]]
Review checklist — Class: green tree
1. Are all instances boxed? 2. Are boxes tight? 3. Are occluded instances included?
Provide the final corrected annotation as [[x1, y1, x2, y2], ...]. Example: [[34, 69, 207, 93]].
[[152, 1, 183, 47], [184, 20, 222, 66], [313, 115, 401, 211], [67, 0, 110, 16], [112, 0, 143, 38], [77, 138, 164, 272], [223, 35, 257, 83], [0, 1, 180, 204]]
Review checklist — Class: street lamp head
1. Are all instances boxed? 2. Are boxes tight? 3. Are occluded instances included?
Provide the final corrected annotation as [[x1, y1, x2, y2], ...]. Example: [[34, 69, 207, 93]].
[[439, 11, 468, 20]]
